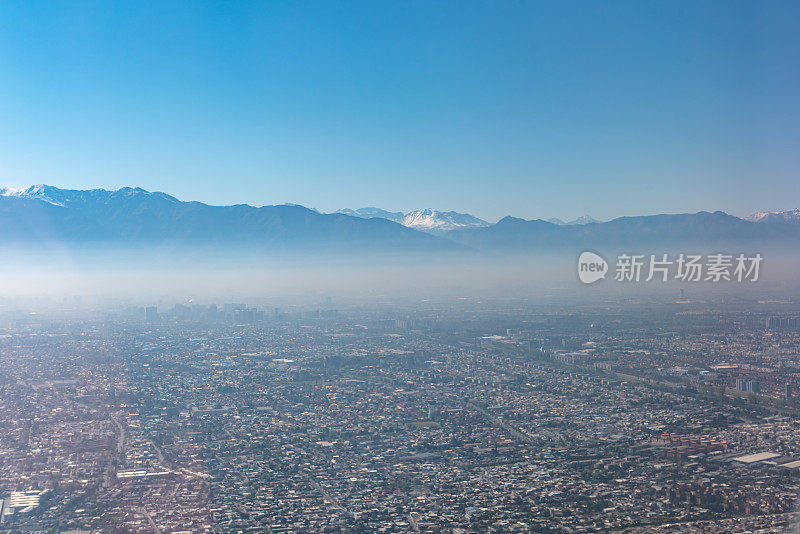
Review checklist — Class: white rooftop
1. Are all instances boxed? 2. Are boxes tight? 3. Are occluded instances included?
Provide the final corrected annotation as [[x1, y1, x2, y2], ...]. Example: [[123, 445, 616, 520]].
[[732, 452, 780, 464]]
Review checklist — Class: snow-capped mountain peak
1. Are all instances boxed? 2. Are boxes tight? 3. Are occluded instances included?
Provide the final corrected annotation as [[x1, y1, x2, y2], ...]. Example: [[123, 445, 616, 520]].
[[403, 209, 443, 229], [335, 207, 490, 234], [747, 209, 800, 224], [403, 209, 490, 233], [0, 184, 180, 208], [1, 184, 66, 206]]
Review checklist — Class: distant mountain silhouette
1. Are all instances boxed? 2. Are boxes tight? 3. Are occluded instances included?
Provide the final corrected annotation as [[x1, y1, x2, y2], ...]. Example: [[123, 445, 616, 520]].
[[0, 185, 450, 253], [335, 207, 404, 224], [1, 186, 796, 257], [545, 215, 600, 226], [445, 211, 799, 252], [567, 215, 600, 225]]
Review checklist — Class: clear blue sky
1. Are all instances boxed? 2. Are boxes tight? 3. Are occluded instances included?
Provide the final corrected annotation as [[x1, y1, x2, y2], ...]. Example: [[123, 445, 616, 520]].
[[0, 1, 798, 222]]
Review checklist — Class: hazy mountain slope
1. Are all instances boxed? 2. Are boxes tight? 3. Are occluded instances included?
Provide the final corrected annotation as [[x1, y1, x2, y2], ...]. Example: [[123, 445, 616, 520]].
[[335, 207, 405, 224], [567, 215, 600, 225], [545, 215, 600, 226], [3, 186, 797, 258], [0, 185, 453, 252], [445, 211, 798, 252]]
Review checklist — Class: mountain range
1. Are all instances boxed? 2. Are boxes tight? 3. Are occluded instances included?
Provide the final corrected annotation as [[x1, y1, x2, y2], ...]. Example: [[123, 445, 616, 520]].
[[0, 185, 798, 257], [0, 185, 445, 253], [335, 208, 604, 233], [446, 211, 797, 252]]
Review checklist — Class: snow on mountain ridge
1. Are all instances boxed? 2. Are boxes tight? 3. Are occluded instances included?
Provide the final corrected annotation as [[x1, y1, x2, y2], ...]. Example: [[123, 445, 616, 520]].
[[335, 207, 607, 233], [747, 209, 800, 224], [0, 184, 181, 207], [401, 209, 489, 232], [1, 185, 66, 206], [336, 207, 490, 234]]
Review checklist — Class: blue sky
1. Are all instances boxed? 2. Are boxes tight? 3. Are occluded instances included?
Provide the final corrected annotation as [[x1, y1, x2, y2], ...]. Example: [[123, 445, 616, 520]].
[[0, 1, 798, 222]]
